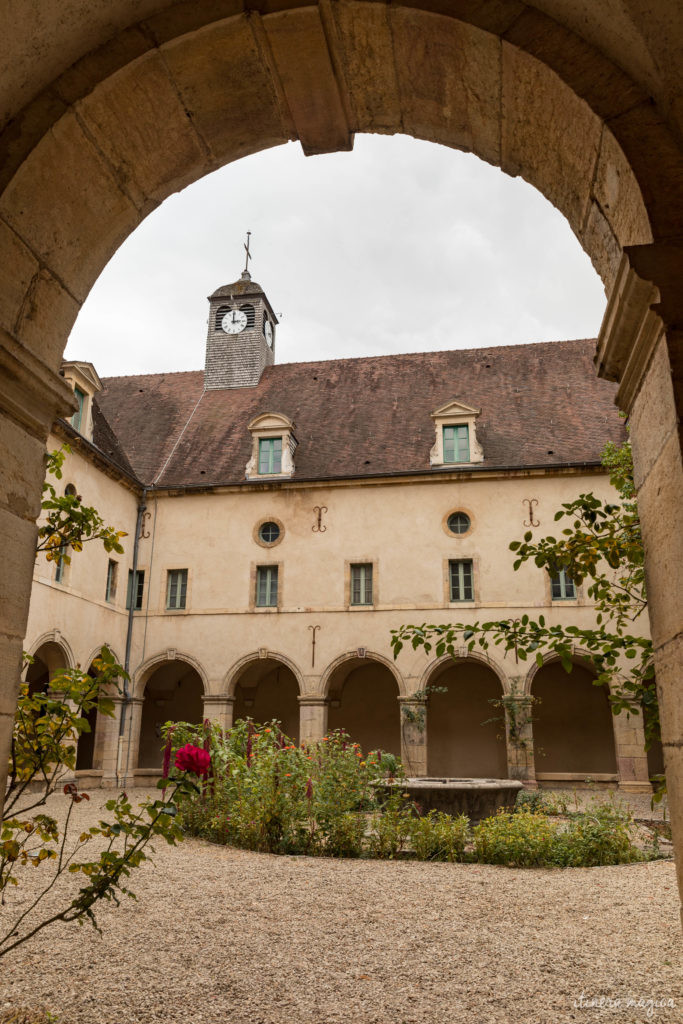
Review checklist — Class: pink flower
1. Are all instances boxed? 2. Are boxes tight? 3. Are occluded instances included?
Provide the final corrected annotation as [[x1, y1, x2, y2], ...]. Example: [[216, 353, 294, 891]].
[[174, 744, 211, 777]]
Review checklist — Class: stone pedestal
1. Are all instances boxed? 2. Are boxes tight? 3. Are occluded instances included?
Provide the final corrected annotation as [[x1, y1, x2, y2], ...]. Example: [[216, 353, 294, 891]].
[[298, 696, 328, 745], [399, 698, 428, 777], [504, 694, 538, 786]]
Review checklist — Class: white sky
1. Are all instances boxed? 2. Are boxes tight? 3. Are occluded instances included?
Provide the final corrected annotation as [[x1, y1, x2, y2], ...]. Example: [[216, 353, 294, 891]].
[[65, 134, 607, 377]]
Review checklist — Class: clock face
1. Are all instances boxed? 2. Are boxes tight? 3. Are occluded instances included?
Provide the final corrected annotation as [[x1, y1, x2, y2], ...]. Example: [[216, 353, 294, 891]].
[[221, 309, 248, 334], [265, 320, 273, 346]]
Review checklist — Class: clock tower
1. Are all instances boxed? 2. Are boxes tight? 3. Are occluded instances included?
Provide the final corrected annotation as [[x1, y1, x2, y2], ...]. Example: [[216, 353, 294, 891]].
[[204, 270, 278, 390]]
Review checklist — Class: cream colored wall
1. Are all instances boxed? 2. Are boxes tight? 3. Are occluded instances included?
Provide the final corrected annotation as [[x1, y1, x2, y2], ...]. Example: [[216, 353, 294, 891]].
[[24, 431, 140, 670], [129, 468, 640, 696]]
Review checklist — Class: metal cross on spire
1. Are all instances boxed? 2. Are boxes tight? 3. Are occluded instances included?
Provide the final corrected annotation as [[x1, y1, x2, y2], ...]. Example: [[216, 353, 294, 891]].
[[243, 231, 252, 275]]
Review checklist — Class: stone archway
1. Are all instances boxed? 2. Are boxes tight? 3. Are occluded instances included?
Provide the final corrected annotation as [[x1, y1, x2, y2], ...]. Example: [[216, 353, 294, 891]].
[[1, 0, 682, 907], [232, 657, 301, 742], [425, 659, 508, 778], [137, 659, 204, 770], [326, 656, 401, 757], [24, 639, 72, 696], [531, 660, 618, 784]]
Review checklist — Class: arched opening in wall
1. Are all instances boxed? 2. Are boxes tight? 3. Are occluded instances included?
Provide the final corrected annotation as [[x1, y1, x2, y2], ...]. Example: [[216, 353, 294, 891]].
[[426, 660, 507, 778], [138, 661, 204, 770], [233, 658, 300, 742], [25, 641, 69, 697], [531, 660, 617, 784], [75, 662, 105, 773], [326, 658, 400, 758]]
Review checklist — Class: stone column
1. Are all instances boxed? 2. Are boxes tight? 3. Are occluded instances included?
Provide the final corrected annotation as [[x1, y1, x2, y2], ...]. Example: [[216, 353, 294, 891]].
[[0, 335, 76, 808], [596, 247, 683, 917], [113, 696, 145, 788], [612, 710, 652, 794], [503, 694, 538, 786], [100, 697, 125, 788], [298, 696, 328, 745], [202, 695, 235, 732], [398, 698, 428, 777]]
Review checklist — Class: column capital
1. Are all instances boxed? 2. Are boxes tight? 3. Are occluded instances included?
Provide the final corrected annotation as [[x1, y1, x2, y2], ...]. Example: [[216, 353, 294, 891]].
[[399, 695, 427, 705], [202, 694, 235, 706], [297, 695, 328, 706]]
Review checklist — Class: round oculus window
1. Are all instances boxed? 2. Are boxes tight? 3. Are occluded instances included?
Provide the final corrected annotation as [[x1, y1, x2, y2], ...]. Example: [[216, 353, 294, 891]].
[[258, 521, 280, 544], [447, 511, 471, 535]]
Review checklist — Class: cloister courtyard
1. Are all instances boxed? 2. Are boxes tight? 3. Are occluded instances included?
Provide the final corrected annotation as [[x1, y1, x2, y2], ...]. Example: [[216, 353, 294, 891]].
[[1, 789, 681, 1024]]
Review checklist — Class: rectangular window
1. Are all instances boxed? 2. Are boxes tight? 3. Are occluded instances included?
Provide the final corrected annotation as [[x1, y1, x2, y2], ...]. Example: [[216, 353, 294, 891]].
[[55, 545, 67, 584], [350, 563, 373, 606], [71, 387, 85, 432], [258, 437, 282, 474], [443, 424, 470, 463], [449, 559, 474, 601], [256, 565, 278, 607], [105, 559, 118, 603], [551, 569, 576, 600], [166, 568, 188, 610], [126, 569, 145, 610]]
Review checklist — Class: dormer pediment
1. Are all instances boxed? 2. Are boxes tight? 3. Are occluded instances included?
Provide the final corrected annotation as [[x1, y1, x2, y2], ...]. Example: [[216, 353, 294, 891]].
[[430, 398, 484, 466], [60, 360, 102, 440], [247, 412, 295, 434], [430, 399, 480, 420]]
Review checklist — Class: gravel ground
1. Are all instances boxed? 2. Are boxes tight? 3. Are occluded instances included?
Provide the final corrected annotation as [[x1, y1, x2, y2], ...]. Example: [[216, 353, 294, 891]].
[[1, 789, 681, 1024]]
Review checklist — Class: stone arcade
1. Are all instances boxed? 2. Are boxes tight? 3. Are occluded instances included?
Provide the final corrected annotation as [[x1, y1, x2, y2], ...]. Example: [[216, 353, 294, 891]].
[[23, 270, 659, 797]]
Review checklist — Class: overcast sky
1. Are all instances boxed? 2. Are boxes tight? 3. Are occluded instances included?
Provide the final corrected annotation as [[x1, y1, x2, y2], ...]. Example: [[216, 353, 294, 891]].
[[65, 134, 607, 377]]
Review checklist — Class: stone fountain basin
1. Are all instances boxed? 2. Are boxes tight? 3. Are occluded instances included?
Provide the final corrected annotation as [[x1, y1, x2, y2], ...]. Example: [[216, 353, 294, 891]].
[[380, 777, 523, 822]]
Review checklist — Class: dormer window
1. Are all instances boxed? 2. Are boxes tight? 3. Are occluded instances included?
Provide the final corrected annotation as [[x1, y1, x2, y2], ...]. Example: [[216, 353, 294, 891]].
[[60, 361, 102, 442], [430, 401, 483, 467], [71, 388, 85, 432], [246, 413, 297, 479], [259, 437, 282, 475], [443, 425, 470, 464]]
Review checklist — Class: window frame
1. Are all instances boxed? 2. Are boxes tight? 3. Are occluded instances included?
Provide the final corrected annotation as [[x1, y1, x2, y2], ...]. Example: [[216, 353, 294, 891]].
[[54, 545, 68, 585], [258, 436, 283, 475], [448, 558, 474, 602], [126, 569, 145, 611], [550, 568, 577, 601], [71, 387, 85, 432], [442, 424, 470, 464], [166, 568, 188, 611], [255, 564, 279, 608], [105, 559, 118, 603], [350, 563, 374, 607]]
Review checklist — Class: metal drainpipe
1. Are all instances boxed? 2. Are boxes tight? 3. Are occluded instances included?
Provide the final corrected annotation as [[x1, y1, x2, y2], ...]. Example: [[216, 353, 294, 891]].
[[116, 488, 147, 787]]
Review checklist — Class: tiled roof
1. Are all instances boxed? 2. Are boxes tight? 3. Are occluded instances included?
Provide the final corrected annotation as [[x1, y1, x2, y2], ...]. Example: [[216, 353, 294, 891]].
[[94, 339, 625, 489]]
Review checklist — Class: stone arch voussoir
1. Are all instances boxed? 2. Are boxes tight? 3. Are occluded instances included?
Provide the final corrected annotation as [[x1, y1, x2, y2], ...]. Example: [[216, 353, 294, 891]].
[[133, 650, 209, 700], [222, 650, 305, 699]]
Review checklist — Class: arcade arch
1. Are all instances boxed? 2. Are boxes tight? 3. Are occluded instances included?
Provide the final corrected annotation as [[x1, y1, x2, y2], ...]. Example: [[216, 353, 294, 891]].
[[231, 656, 301, 741], [423, 657, 508, 778], [137, 658, 204, 770], [325, 654, 402, 757], [530, 658, 618, 782]]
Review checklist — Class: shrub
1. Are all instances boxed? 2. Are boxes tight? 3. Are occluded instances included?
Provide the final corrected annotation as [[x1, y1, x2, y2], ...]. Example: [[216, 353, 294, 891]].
[[515, 789, 551, 815], [552, 799, 644, 866], [323, 813, 366, 858], [473, 811, 556, 867], [410, 811, 470, 862], [368, 792, 413, 859]]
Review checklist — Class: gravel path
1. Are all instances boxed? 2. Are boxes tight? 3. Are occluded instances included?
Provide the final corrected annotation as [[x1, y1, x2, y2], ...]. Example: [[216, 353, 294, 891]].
[[1, 790, 681, 1024]]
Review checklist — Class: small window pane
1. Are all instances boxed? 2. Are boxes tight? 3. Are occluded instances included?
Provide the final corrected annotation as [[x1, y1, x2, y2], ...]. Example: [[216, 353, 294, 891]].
[[258, 521, 280, 544], [443, 425, 470, 464], [55, 545, 67, 584], [256, 566, 278, 607], [71, 388, 85, 432], [106, 560, 118, 602], [127, 569, 144, 610], [447, 512, 471, 535], [259, 438, 282, 474], [166, 569, 188, 610], [350, 564, 373, 605], [551, 569, 575, 600], [449, 559, 474, 601]]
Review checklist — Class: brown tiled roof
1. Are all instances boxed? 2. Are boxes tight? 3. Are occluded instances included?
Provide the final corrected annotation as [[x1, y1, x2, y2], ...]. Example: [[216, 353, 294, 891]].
[[95, 340, 625, 489]]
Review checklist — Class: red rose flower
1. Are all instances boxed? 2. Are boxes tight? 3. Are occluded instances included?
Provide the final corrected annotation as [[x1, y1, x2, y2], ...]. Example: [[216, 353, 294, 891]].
[[174, 743, 211, 777]]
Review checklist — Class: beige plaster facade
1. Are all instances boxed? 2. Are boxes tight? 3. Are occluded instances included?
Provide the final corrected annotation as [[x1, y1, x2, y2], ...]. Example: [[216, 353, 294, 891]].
[[24, 417, 654, 799], [0, 0, 681, 914]]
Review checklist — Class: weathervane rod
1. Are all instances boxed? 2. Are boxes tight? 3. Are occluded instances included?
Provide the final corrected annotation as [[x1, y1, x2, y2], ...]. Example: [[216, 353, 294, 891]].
[[243, 231, 252, 274]]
